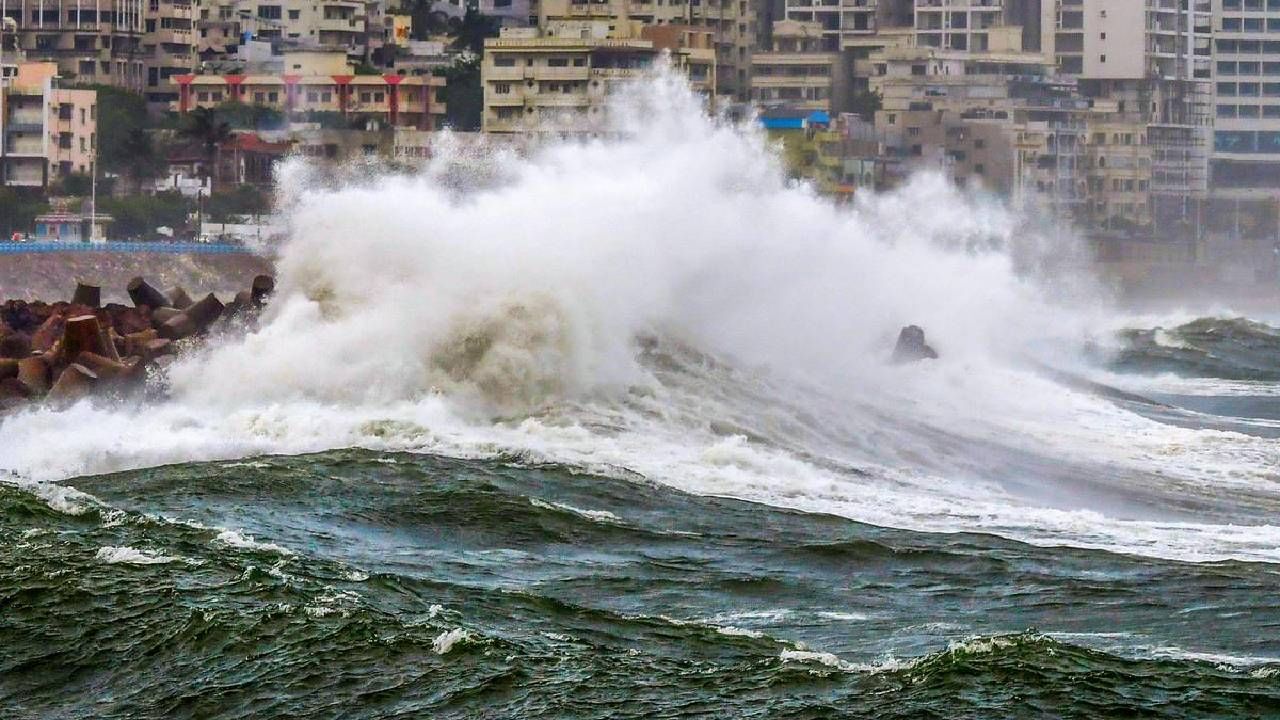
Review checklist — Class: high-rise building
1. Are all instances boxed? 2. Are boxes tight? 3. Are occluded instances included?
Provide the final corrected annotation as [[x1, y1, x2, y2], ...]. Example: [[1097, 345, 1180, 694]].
[[1052, 0, 1214, 233], [533, 0, 752, 101], [1209, 0, 1280, 193], [1, 0, 147, 90], [144, 0, 199, 109], [751, 19, 843, 111]]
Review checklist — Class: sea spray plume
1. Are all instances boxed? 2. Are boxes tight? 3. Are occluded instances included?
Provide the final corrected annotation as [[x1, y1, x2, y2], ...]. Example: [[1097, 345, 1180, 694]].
[[172, 65, 1102, 415]]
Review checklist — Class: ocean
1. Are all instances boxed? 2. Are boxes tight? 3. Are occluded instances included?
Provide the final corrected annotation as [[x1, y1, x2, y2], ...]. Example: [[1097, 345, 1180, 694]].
[[1, 75, 1278, 717]]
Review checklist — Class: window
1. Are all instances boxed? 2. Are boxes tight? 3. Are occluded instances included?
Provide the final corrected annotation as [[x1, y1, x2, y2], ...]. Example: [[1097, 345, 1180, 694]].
[[59, 104, 73, 120], [307, 91, 319, 102], [548, 58, 568, 67], [257, 4, 281, 19], [494, 82, 511, 94], [288, 9, 299, 18], [80, 137, 86, 151], [494, 57, 515, 67], [59, 133, 72, 149]]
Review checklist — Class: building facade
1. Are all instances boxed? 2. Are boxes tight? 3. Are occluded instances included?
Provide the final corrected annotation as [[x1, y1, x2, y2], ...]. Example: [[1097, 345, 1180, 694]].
[[1209, 0, 1280, 194], [1, 0, 147, 90], [533, 0, 752, 100], [751, 19, 842, 111], [172, 51, 447, 129], [0, 62, 97, 188], [481, 22, 715, 134]]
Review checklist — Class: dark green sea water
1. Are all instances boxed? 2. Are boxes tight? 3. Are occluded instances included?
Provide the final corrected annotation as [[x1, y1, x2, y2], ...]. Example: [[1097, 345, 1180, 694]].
[[2, 446, 1278, 719]]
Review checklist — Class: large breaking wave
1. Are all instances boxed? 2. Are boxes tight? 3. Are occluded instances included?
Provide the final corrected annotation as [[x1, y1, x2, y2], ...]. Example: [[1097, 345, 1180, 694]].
[[2, 71, 1279, 563]]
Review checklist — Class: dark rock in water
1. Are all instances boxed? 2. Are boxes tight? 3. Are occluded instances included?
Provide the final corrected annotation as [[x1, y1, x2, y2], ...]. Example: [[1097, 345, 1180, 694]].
[[892, 325, 938, 363]]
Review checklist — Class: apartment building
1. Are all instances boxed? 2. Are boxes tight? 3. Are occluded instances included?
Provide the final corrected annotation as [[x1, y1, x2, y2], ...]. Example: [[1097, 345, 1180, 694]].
[[196, 0, 382, 61], [914, 0, 1053, 55], [751, 19, 843, 111], [1, 0, 147, 90], [0, 62, 97, 188], [171, 51, 447, 129], [1051, 0, 1214, 233], [144, 0, 199, 109], [1210, 0, 1280, 193], [481, 22, 716, 134], [533, 0, 752, 100]]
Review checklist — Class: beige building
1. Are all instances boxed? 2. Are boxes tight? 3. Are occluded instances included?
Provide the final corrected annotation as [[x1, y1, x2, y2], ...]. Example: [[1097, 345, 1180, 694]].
[[533, 0, 752, 101], [481, 22, 716, 134], [145, 0, 199, 109], [0, 62, 97, 188], [1, 0, 147, 90], [751, 20, 843, 111], [172, 51, 447, 129], [196, 0, 383, 61]]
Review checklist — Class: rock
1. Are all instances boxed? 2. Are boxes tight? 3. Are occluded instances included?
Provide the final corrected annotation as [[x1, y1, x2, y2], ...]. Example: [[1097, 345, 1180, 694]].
[[62, 315, 119, 363], [251, 275, 276, 305], [16, 356, 50, 396], [892, 325, 939, 364], [102, 303, 153, 336], [71, 281, 101, 308], [127, 277, 172, 310], [0, 358, 17, 380], [166, 285, 194, 310], [0, 329, 31, 359], [158, 293, 224, 340], [47, 363, 97, 404]]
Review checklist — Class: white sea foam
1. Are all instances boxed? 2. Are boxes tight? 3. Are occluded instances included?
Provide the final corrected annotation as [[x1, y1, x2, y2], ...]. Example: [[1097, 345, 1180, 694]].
[[214, 529, 294, 556], [0, 69, 1278, 565], [432, 628, 469, 655], [716, 626, 765, 639], [529, 497, 621, 523], [95, 546, 179, 565]]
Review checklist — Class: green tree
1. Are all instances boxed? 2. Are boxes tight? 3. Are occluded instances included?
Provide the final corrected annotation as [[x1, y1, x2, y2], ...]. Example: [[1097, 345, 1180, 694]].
[[848, 90, 882, 122], [435, 55, 483, 131], [74, 84, 150, 179], [0, 188, 48, 237], [205, 185, 271, 223], [450, 5, 498, 55], [99, 192, 192, 239], [179, 107, 233, 185], [214, 100, 284, 131], [117, 127, 165, 193]]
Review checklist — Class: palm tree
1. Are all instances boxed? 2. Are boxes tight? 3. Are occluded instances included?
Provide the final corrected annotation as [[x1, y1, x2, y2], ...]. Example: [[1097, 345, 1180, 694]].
[[119, 128, 162, 195], [180, 107, 232, 188]]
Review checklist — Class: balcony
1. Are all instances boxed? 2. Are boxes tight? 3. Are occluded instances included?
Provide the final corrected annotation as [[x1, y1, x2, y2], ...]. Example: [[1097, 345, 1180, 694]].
[[531, 67, 589, 81], [4, 121, 44, 133], [485, 65, 524, 81], [529, 93, 590, 107]]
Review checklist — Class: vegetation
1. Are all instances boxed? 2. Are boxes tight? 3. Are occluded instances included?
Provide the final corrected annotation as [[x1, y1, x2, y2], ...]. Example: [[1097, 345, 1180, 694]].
[[214, 101, 284, 131], [99, 192, 192, 239], [205, 185, 271, 223], [0, 189, 48, 237], [69, 85, 164, 192], [435, 55, 483, 131], [180, 107, 233, 183], [451, 6, 499, 56], [848, 90, 882, 122]]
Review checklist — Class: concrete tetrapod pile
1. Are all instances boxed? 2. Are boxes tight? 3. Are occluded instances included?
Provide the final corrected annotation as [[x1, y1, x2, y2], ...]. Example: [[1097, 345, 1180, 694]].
[[0, 275, 275, 411]]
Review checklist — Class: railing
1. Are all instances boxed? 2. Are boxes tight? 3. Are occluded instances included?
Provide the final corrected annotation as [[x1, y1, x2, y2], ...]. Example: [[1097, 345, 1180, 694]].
[[0, 242, 258, 255]]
